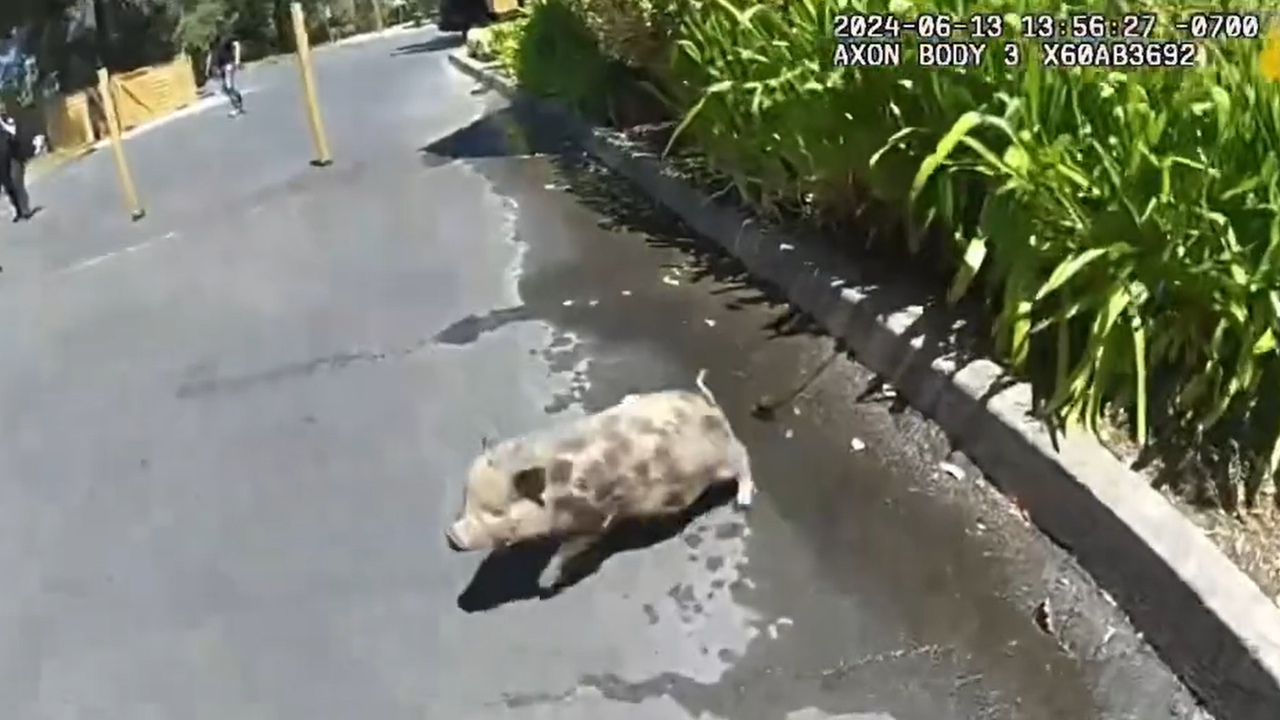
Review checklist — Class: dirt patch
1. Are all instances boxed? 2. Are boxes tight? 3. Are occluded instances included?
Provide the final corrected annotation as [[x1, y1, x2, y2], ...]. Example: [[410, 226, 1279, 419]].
[[1095, 422, 1280, 605], [1176, 499, 1280, 603]]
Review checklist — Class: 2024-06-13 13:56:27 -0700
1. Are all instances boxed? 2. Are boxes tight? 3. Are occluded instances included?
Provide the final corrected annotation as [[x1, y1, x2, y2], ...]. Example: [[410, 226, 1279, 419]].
[[830, 11, 1222, 68]]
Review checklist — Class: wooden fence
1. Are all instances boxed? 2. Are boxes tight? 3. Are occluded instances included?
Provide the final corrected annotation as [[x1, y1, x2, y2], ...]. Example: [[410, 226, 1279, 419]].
[[41, 55, 200, 153]]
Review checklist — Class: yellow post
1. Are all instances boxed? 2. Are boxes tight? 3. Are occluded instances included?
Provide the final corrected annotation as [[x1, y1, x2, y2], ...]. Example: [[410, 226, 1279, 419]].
[[290, 2, 333, 167], [96, 67, 146, 221]]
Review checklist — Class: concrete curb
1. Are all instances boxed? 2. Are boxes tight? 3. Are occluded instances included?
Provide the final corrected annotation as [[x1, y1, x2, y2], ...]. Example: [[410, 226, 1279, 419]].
[[447, 50, 1280, 719], [328, 22, 425, 49]]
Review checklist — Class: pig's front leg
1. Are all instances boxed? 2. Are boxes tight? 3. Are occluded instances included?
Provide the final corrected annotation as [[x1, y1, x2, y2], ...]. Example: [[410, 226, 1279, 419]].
[[539, 533, 600, 592]]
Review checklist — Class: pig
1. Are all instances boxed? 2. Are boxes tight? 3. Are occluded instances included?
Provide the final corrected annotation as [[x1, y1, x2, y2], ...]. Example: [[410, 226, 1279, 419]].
[[445, 370, 755, 589]]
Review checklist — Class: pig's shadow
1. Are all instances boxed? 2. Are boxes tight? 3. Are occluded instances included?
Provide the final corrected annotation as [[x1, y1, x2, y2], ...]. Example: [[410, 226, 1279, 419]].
[[456, 482, 737, 613]]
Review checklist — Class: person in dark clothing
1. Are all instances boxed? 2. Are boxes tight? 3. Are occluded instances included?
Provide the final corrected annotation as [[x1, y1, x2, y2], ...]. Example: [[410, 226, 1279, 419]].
[[206, 28, 245, 116], [0, 103, 40, 222]]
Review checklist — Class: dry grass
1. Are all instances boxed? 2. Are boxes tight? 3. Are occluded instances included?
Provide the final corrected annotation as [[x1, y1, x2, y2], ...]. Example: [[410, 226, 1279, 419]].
[[1096, 422, 1280, 606], [1176, 499, 1280, 605]]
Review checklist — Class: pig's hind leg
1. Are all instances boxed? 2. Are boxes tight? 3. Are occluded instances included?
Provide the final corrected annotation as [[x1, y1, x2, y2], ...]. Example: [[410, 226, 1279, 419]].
[[726, 437, 756, 509]]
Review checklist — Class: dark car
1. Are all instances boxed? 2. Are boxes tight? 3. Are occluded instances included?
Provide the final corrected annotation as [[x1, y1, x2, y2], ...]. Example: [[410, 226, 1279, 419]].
[[438, 0, 497, 34]]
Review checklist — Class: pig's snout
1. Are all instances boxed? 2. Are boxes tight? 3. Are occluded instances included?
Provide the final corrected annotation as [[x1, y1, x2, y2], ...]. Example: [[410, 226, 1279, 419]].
[[445, 526, 465, 552]]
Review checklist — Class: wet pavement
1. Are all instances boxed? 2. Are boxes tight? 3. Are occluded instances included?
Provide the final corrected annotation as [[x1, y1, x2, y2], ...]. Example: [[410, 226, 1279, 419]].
[[0, 25, 1211, 720]]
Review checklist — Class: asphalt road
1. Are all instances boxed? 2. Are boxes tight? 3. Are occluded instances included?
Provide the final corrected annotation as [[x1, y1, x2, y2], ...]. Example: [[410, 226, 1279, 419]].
[[0, 25, 1212, 720]]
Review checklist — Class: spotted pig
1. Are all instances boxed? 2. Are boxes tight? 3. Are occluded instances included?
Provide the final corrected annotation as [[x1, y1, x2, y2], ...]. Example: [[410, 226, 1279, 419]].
[[445, 370, 755, 588]]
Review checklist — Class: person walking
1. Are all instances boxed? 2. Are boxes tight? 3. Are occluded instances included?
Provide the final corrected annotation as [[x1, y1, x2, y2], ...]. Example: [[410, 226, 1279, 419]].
[[0, 102, 41, 223], [206, 26, 245, 117]]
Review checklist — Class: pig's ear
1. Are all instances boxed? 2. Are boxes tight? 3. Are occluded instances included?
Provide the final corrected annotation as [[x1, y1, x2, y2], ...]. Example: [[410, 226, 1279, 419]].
[[512, 467, 547, 505]]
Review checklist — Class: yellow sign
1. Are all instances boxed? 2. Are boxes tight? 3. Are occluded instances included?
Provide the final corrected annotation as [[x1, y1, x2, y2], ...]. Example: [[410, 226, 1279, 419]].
[[1263, 27, 1280, 80]]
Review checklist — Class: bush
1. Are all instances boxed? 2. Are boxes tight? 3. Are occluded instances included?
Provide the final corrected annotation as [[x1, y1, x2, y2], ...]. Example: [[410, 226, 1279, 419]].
[[486, 0, 1280, 504], [466, 21, 525, 63], [563, 0, 685, 76], [483, 0, 661, 125]]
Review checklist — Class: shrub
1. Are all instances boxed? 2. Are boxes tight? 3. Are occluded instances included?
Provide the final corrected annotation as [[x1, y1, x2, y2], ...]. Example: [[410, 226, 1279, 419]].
[[466, 21, 525, 63], [486, 0, 661, 125], [563, 0, 685, 76]]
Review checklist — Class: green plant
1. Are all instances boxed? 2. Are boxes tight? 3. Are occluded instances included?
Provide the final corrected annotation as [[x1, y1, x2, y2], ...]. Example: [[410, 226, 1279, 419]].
[[467, 18, 526, 63], [173, 0, 230, 53], [497, 0, 639, 122], [563, 0, 684, 76], [940, 40, 1280, 498]]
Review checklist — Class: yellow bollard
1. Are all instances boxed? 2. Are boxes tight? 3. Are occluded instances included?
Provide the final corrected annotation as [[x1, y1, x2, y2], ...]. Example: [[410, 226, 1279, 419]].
[[291, 2, 333, 167], [96, 67, 146, 221]]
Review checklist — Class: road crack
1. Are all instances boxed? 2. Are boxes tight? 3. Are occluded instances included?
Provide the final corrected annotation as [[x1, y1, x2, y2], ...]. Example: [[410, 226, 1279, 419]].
[[175, 339, 432, 399]]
